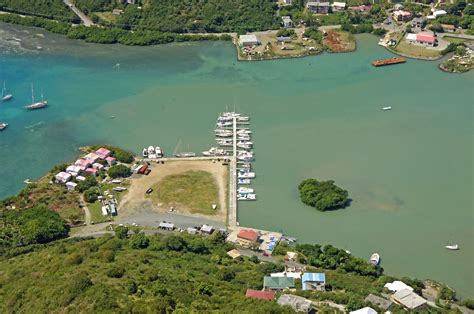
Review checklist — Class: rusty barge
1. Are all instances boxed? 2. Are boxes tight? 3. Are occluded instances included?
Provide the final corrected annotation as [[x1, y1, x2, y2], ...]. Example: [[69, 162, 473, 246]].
[[372, 57, 406, 67]]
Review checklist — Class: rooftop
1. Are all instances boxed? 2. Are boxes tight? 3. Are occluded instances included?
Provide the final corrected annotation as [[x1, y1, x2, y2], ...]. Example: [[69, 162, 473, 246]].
[[237, 229, 259, 242], [392, 288, 427, 309], [264, 276, 294, 289], [245, 289, 275, 301], [350, 306, 377, 314], [277, 294, 313, 312], [365, 294, 393, 310], [302, 272, 325, 283], [384, 280, 414, 293], [226, 249, 241, 259]]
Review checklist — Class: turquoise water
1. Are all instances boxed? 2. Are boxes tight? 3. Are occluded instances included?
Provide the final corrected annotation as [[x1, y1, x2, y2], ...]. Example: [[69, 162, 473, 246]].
[[0, 23, 472, 297]]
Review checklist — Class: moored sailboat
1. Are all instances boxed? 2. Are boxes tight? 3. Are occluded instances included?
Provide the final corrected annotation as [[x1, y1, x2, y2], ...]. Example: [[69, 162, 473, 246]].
[[25, 84, 48, 110], [1, 81, 13, 101]]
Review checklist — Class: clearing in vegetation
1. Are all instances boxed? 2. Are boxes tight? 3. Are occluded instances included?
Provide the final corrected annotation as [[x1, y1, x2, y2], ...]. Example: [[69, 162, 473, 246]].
[[323, 30, 356, 53], [151, 170, 219, 215]]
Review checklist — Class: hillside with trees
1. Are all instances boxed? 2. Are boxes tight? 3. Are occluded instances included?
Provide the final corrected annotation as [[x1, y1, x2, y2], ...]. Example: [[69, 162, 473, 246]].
[[0, 0, 78, 22]]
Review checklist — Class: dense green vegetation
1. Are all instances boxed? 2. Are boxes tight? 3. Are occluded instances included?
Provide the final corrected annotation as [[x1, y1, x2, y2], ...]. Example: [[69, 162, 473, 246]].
[[298, 179, 350, 211], [0, 205, 69, 253], [107, 165, 132, 179], [0, 0, 78, 22]]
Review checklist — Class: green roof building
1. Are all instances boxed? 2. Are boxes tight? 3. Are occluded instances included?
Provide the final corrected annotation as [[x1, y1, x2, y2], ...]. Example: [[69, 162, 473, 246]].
[[263, 276, 295, 291]]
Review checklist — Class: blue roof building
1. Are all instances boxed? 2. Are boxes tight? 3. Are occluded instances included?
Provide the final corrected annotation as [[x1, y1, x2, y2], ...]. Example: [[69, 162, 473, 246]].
[[302, 273, 326, 291]]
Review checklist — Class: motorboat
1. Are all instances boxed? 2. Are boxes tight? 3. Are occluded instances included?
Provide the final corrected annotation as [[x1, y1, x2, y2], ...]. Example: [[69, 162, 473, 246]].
[[238, 171, 255, 179], [238, 187, 254, 194], [382, 106, 392, 111], [1, 81, 12, 101], [203, 147, 228, 157], [142, 148, 148, 157], [237, 129, 252, 135], [238, 178, 251, 185], [445, 244, 459, 250], [238, 193, 256, 201], [155, 146, 163, 158], [25, 84, 47, 110], [175, 152, 196, 158], [148, 146, 156, 158], [237, 116, 250, 122], [0, 122, 8, 131], [370, 253, 380, 266], [238, 155, 254, 162], [217, 121, 232, 128], [237, 143, 252, 150]]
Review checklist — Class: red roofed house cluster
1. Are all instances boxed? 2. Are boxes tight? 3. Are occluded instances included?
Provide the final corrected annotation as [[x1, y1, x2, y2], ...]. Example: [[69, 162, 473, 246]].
[[54, 147, 117, 190]]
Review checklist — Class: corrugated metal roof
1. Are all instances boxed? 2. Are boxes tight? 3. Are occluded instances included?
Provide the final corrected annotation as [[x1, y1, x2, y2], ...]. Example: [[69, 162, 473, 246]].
[[302, 272, 325, 283]]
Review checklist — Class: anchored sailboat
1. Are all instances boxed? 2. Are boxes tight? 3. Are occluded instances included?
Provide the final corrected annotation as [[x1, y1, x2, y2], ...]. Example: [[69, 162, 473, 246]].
[[1, 81, 13, 101], [25, 84, 48, 110]]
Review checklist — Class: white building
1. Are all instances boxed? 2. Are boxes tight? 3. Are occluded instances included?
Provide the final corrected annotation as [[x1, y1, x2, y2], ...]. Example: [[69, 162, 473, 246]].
[[281, 16, 293, 28], [55, 171, 72, 184], [392, 289, 428, 310], [332, 2, 347, 12], [239, 35, 260, 47], [384, 280, 414, 293], [350, 307, 377, 314]]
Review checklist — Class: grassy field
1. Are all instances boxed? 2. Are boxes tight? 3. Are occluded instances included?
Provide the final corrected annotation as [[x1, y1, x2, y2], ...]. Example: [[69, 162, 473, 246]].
[[94, 12, 117, 24], [394, 39, 442, 59], [89, 201, 109, 224], [151, 170, 219, 215], [443, 36, 473, 44]]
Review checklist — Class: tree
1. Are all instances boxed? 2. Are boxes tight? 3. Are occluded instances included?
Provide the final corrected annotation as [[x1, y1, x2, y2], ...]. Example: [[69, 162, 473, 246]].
[[107, 165, 132, 178], [84, 188, 99, 203], [129, 233, 150, 249], [164, 235, 187, 251], [76, 175, 98, 192], [298, 179, 350, 211], [114, 225, 129, 239]]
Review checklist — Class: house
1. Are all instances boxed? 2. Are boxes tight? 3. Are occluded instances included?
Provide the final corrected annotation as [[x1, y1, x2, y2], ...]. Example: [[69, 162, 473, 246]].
[[239, 35, 260, 47], [350, 307, 377, 314], [393, 10, 412, 21], [66, 181, 77, 191], [93, 163, 104, 170], [302, 273, 326, 291], [282, 0, 292, 4], [55, 171, 72, 183], [105, 156, 116, 166], [187, 227, 198, 234], [245, 289, 275, 301], [158, 222, 175, 230], [96, 147, 111, 159], [277, 294, 315, 313], [411, 17, 426, 28], [237, 229, 259, 247], [76, 175, 86, 181], [332, 2, 346, 12], [282, 16, 293, 28], [306, 2, 330, 14], [66, 165, 82, 177], [432, 9, 447, 18], [75, 159, 91, 168], [441, 24, 455, 32], [201, 224, 214, 234], [85, 168, 98, 176], [226, 249, 241, 259], [263, 276, 294, 291], [406, 33, 436, 46], [365, 294, 393, 310], [276, 36, 292, 43], [384, 280, 414, 293], [392, 288, 428, 310], [349, 5, 371, 12], [84, 152, 100, 163]]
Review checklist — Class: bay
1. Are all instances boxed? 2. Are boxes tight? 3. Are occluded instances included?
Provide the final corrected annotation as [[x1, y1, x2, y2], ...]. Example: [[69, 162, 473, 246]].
[[0, 23, 472, 298]]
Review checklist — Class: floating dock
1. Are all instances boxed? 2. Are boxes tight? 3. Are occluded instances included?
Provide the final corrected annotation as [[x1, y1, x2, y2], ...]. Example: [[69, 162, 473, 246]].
[[372, 57, 406, 67]]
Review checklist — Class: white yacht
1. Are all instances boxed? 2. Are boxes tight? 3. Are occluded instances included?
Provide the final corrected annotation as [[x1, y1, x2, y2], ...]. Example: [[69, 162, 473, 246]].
[[238, 178, 251, 185], [370, 253, 380, 266], [445, 244, 459, 250], [382, 106, 392, 111], [142, 148, 149, 157], [238, 171, 255, 179], [203, 147, 228, 157], [0, 122, 8, 131], [175, 152, 196, 158], [155, 146, 163, 158], [238, 187, 254, 194], [1, 81, 13, 101]]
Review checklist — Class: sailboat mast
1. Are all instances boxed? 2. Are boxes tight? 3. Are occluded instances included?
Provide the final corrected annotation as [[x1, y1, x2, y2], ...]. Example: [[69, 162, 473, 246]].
[[31, 84, 35, 104]]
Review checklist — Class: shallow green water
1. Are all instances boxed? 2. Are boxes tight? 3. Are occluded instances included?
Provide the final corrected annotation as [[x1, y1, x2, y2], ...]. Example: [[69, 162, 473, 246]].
[[0, 23, 472, 297]]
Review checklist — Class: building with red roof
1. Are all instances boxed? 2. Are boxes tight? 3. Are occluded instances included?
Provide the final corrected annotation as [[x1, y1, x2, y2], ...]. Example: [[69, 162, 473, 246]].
[[237, 229, 259, 247], [393, 10, 412, 21], [85, 168, 98, 176], [85, 152, 100, 163], [416, 34, 436, 45], [105, 156, 117, 166], [245, 289, 275, 301], [96, 147, 111, 159], [349, 5, 371, 12], [75, 159, 91, 168]]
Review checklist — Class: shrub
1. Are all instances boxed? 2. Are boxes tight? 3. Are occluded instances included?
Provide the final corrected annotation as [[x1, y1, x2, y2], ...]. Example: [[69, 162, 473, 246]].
[[107, 165, 132, 178], [76, 175, 98, 192], [84, 188, 99, 203], [107, 266, 125, 278], [114, 225, 129, 239], [129, 233, 150, 249]]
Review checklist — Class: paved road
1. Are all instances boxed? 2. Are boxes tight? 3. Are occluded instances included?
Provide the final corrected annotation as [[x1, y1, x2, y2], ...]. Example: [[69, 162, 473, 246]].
[[63, 0, 94, 26]]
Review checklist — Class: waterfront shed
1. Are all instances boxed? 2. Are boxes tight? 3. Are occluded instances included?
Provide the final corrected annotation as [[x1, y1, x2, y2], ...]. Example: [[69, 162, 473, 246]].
[[245, 289, 275, 301], [55, 171, 72, 184], [392, 288, 427, 310], [277, 294, 315, 313], [263, 276, 294, 291], [302, 272, 326, 291], [239, 35, 260, 47], [237, 229, 259, 247]]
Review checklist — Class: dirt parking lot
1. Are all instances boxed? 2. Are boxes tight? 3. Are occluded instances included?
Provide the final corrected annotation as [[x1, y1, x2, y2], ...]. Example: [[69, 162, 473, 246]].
[[119, 160, 228, 223]]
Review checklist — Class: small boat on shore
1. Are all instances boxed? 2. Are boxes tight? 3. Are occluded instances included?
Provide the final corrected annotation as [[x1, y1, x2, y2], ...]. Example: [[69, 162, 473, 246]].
[[370, 253, 380, 266], [445, 244, 459, 250], [1, 81, 13, 101], [372, 57, 406, 67], [0, 122, 8, 131], [382, 106, 392, 111], [25, 84, 47, 110]]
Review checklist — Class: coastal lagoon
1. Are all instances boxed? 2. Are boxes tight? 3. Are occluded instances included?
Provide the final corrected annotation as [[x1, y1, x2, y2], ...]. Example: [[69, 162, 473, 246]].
[[0, 23, 472, 297]]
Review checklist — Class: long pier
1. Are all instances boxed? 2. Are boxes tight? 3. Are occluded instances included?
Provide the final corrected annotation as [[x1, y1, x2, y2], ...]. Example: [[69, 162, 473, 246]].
[[228, 117, 238, 227]]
